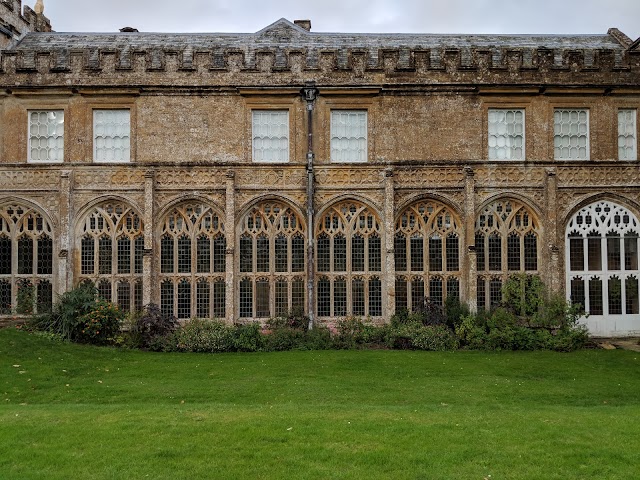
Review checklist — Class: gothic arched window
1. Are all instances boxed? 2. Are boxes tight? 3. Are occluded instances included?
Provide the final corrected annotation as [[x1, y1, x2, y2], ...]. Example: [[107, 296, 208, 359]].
[[394, 200, 461, 311], [159, 202, 226, 319], [316, 200, 382, 318], [0, 203, 53, 314], [565, 201, 640, 334], [78, 202, 143, 313], [238, 200, 305, 319], [475, 199, 539, 309]]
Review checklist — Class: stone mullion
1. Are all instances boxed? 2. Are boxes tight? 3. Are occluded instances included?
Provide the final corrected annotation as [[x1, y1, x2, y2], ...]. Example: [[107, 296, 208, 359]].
[[383, 168, 395, 318], [464, 167, 477, 312], [143, 170, 155, 306], [225, 171, 235, 324], [545, 169, 560, 294], [58, 170, 73, 295]]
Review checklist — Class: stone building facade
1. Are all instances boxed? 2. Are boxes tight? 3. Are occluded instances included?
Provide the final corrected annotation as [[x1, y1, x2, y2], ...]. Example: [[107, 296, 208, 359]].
[[0, 4, 639, 336]]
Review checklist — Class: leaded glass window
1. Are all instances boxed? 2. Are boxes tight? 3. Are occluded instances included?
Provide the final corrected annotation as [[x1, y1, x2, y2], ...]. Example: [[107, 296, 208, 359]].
[[238, 201, 305, 319], [28, 110, 64, 163], [0, 204, 54, 314], [554, 109, 589, 160], [618, 109, 637, 161], [252, 110, 289, 163], [93, 109, 131, 162], [476, 199, 540, 309], [331, 110, 367, 162], [395, 200, 461, 312], [316, 200, 382, 317], [78, 202, 143, 313], [488, 109, 525, 160], [565, 201, 640, 335], [159, 202, 226, 319]]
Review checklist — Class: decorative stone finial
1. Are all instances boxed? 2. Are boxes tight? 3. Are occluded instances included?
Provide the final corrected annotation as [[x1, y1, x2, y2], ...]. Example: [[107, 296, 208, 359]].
[[34, 0, 44, 15]]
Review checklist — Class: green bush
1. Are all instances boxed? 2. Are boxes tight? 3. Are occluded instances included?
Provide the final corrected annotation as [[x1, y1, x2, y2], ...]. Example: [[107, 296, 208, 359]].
[[75, 301, 124, 345], [388, 322, 458, 351], [262, 327, 307, 351], [265, 309, 309, 331], [30, 283, 99, 342], [233, 322, 264, 352], [171, 319, 235, 353], [503, 273, 545, 318], [444, 296, 471, 329]]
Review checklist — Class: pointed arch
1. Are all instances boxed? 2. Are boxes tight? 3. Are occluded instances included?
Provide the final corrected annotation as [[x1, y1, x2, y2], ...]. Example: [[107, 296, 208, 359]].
[[475, 197, 541, 309], [237, 199, 306, 319], [76, 200, 144, 313], [0, 200, 55, 314], [394, 198, 463, 311], [158, 200, 226, 320], [315, 199, 382, 318], [565, 199, 640, 336]]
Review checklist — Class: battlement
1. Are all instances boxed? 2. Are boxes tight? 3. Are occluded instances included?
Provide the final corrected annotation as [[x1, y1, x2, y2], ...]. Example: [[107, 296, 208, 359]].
[[0, 0, 51, 48]]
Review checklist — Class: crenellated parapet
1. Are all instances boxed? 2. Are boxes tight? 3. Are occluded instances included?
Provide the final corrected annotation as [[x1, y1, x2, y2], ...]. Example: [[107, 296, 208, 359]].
[[0, 18, 638, 87]]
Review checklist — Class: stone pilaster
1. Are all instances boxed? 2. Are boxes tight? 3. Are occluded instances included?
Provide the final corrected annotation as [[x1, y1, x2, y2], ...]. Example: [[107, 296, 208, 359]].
[[225, 171, 236, 324], [545, 168, 560, 293], [464, 166, 477, 311], [383, 167, 395, 318], [143, 170, 155, 306], [58, 170, 72, 294]]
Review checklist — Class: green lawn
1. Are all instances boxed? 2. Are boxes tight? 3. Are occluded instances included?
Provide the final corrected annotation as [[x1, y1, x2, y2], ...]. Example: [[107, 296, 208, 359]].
[[1, 328, 639, 479]]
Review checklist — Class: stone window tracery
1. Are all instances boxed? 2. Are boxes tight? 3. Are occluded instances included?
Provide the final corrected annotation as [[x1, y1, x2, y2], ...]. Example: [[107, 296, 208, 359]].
[[78, 202, 143, 313], [316, 200, 382, 318], [238, 201, 305, 319], [565, 201, 640, 325], [159, 202, 226, 319], [0, 204, 53, 314], [395, 200, 461, 311], [475, 199, 539, 309]]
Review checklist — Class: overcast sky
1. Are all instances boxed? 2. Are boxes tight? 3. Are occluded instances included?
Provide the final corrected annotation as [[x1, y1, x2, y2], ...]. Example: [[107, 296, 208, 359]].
[[40, 0, 639, 39]]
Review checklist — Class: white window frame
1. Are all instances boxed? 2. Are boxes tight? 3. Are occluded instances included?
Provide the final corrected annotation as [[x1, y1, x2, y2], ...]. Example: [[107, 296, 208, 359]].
[[487, 108, 525, 161], [330, 110, 368, 163], [554, 108, 590, 160], [618, 108, 637, 161], [27, 110, 65, 163], [93, 109, 131, 163], [251, 110, 289, 163]]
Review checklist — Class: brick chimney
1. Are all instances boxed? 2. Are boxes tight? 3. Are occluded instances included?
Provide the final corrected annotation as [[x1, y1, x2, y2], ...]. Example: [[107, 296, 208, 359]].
[[294, 19, 311, 32]]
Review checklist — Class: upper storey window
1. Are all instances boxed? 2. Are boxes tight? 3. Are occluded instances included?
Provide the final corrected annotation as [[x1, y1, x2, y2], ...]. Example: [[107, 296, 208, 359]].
[[554, 109, 589, 160], [94, 110, 131, 163], [618, 109, 637, 161], [331, 110, 367, 162], [488, 109, 524, 160], [28, 111, 64, 163], [252, 110, 289, 162]]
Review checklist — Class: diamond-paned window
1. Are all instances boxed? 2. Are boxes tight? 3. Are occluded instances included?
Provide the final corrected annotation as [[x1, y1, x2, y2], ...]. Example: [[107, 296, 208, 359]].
[[331, 110, 367, 162], [94, 110, 131, 162], [554, 109, 589, 160], [618, 109, 637, 161], [28, 111, 64, 163], [252, 110, 289, 162], [488, 109, 524, 160]]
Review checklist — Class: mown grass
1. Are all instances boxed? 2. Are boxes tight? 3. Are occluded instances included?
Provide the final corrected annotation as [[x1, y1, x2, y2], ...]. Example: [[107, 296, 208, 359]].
[[1, 328, 639, 479]]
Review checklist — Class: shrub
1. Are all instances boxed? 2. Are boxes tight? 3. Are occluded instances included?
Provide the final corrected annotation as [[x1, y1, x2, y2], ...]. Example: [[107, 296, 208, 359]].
[[266, 309, 309, 331], [233, 322, 264, 352], [444, 296, 471, 329], [262, 327, 307, 351], [303, 326, 333, 350], [171, 319, 235, 353], [128, 304, 178, 350], [503, 273, 545, 318], [75, 301, 124, 345], [388, 322, 458, 351], [30, 283, 99, 341]]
